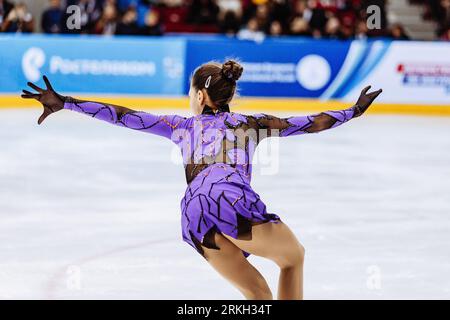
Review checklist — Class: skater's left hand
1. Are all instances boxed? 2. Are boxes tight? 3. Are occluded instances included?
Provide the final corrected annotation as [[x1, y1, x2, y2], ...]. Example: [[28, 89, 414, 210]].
[[21, 75, 65, 125], [353, 86, 383, 117]]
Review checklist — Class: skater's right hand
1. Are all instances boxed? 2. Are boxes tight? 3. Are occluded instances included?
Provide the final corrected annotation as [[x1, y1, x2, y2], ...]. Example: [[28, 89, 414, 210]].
[[21, 75, 65, 125], [353, 86, 383, 117]]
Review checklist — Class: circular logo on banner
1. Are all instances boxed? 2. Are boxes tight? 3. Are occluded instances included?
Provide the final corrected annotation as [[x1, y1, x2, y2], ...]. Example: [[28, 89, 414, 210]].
[[22, 47, 46, 82], [296, 55, 331, 90]]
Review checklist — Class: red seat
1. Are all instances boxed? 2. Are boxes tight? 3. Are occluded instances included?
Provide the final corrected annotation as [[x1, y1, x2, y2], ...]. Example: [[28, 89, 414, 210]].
[[159, 6, 189, 25]]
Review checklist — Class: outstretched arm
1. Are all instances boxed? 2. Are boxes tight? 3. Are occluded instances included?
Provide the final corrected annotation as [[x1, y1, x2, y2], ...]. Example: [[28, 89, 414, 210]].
[[252, 86, 382, 137], [21, 76, 185, 139], [63, 97, 185, 139]]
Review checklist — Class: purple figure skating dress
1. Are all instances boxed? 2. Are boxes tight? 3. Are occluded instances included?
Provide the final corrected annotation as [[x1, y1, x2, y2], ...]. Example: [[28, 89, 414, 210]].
[[63, 98, 357, 258]]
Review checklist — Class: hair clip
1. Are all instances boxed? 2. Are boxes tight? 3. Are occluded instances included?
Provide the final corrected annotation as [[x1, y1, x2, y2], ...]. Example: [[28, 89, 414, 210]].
[[205, 75, 212, 89]]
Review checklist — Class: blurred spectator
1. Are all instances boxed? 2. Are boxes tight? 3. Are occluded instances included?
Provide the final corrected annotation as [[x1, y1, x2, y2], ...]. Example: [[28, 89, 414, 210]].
[[340, 24, 354, 39], [94, 2, 118, 35], [2, 0, 428, 40], [140, 9, 163, 35], [388, 23, 410, 40], [268, 0, 291, 24], [337, 0, 358, 29], [116, 4, 139, 35], [254, 3, 271, 32], [425, 0, 450, 29], [269, 20, 283, 36], [136, 2, 151, 27], [354, 19, 369, 40], [439, 0, 450, 24], [219, 10, 241, 35], [1, 2, 34, 33], [307, 0, 328, 36], [42, 0, 64, 34], [187, 0, 219, 25], [237, 17, 265, 41], [436, 0, 450, 37], [0, 0, 13, 27], [290, 16, 311, 36], [440, 24, 450, 40], [291, 0, 309, 20], [324, 16, 345, 39]]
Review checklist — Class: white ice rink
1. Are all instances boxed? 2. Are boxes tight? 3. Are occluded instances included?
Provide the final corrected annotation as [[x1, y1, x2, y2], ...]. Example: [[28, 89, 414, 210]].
[[1, 108, 449, 299]]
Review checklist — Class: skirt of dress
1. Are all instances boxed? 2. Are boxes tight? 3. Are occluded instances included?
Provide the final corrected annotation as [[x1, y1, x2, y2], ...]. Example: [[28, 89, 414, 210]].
[[180, 163, 281, 258]]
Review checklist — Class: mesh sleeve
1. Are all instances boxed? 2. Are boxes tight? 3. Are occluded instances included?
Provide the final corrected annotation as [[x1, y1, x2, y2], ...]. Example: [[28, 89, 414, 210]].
[[251, 106, 356, 138], [64, 98, 186, 140]]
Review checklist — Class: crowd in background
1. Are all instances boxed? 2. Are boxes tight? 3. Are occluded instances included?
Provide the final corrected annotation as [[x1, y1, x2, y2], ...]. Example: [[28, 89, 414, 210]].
[[0, 0, 449, 40], [415, 0, 450, 39]]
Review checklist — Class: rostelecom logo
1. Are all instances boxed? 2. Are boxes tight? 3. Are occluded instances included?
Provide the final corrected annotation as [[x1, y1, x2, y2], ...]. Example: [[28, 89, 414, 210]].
[[22, 47, 46, 82]]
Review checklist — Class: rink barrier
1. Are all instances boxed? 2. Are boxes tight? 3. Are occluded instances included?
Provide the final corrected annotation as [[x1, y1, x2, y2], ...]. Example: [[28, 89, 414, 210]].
[[1, 34, 449, 106], [1, 95, 449, 117]]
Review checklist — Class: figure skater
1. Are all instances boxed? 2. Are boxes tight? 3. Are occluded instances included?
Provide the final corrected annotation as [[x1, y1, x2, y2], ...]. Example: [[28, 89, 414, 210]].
[[22, 60, 382, 300]]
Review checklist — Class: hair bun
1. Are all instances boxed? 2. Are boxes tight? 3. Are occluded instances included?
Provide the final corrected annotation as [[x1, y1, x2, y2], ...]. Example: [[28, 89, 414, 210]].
[[221, 60, 243, 82]]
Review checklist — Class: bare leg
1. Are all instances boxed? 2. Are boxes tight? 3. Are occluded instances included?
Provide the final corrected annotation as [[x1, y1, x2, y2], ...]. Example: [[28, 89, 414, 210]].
[[223, 221, 305, 300], [201, 232, 273, 300]]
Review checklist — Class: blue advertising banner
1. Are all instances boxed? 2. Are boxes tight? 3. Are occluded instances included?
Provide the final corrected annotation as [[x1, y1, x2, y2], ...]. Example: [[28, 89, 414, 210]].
[[2, 34, 449, 104], [185, 37, 351, 97], [0, 35, 186, 95]]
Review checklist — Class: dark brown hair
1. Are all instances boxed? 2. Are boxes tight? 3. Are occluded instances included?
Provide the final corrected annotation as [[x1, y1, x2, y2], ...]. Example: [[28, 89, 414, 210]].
[[192, 60, 244, 109]]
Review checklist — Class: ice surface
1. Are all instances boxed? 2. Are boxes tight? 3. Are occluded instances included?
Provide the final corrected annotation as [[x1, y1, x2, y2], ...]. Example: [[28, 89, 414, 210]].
[[0, 108, 449, 299]]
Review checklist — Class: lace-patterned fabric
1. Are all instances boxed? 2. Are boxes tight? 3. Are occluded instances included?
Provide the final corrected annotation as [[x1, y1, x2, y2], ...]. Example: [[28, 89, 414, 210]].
[[64, 99, 356, 258]]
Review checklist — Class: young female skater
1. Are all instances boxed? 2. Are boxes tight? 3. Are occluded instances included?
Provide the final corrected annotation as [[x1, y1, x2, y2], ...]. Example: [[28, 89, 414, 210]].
[[22, 60, 382, 300]]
